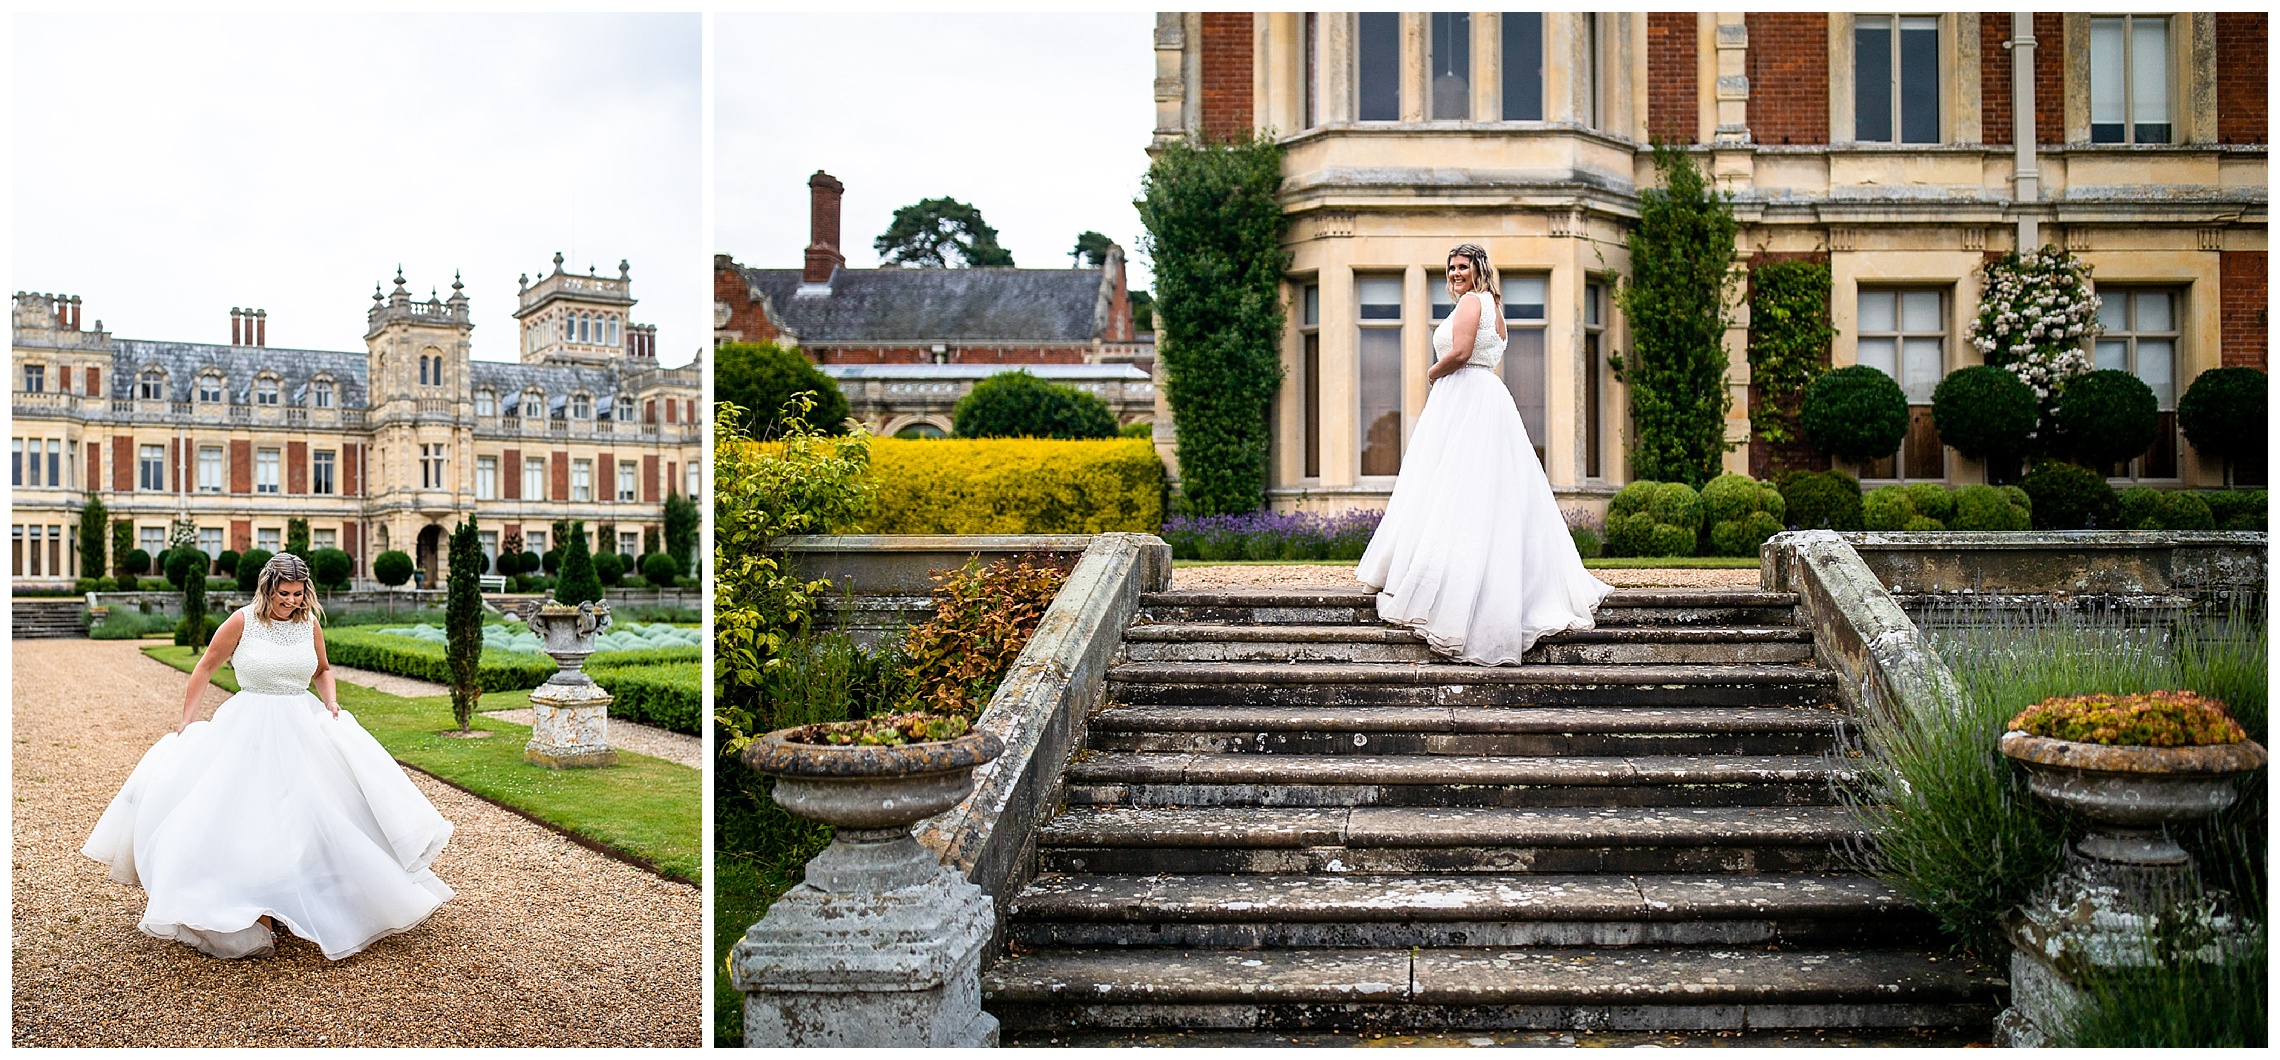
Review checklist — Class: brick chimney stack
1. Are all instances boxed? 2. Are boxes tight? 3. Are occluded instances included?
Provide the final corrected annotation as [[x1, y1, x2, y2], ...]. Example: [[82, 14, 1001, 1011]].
[[231, 307, 243, 345], [804, 170, 846, 284], [256, 308, 267, 347]]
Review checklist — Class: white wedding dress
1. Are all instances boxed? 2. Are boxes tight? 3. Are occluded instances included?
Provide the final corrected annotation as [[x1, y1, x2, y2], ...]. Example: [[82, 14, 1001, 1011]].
[[1356, 288, 1614, 665], [83, 605, 455, 960]]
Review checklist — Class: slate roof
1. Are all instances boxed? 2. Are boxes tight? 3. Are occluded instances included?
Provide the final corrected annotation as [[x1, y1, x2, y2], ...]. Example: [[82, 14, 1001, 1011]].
[[741, 266, 1106, 344], [113, 340, 370, 408], [469, 361, 638, 419]]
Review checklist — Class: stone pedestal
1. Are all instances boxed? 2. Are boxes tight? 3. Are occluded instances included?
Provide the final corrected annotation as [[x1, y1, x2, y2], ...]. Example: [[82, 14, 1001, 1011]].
[[523, 600, 617, 770], [732, 828, 998, 1048]]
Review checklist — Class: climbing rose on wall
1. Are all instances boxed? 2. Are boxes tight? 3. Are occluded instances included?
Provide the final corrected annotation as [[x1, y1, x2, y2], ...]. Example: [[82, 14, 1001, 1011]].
[[1968, 247, 2103, 435]]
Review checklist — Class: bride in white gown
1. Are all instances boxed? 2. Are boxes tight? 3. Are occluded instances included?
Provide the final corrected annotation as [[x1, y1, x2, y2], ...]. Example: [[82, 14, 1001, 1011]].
[[83, 553, 454, 960], [1356, 243, 1614, 665]]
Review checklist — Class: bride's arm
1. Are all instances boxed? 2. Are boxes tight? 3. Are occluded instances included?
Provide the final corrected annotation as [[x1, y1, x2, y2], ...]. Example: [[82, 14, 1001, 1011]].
[[1428, 294, 1482, 383], [312, 623, 341, 718], [179, 612, 246, 733]]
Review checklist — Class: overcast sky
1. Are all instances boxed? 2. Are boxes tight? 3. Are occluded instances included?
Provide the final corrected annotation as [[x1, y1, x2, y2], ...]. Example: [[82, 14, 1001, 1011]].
[[12, 12, 702, 366], [715, 12, 1160, 288]]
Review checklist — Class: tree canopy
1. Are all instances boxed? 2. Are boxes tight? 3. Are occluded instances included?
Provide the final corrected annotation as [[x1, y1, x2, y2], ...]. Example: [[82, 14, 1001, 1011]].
[[1071, 230, 1117, 267], [874, 197, 1015, 268]]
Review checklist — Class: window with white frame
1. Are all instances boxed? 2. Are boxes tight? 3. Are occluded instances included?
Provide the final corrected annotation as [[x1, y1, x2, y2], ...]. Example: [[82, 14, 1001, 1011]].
[[618, 460, 638, 501], [619, 531, 640, 556], [141, 526, 166, 558], [255, 376, 279, 405], [1502, 276, 1550, 467], [312, 450, 335, 495], [1357, 275, 1405, 476], [1584, 281, 1607, 479], [420, 444, 446, 489], [198, 446, 224, 493], [2090, 15, 2171, 145], [478, 530, 497, 571], [139, 444, 166, 491], [9, 439, 19, 487], [139, 369, 165, 400], [257, 527, 280, 552], [525, 530, 546, 555], [1430, 13, 1471, 120], [314, 378, 334, 408], [571, 458, 592, 501], [256, 448, 281, 493], [47, 439, 59, 488], [571, 393, 592, 419], [1357, 12, 1401, 121], [475, 456, 497, 499], [476, 389, 497, 417], [1856, 288, 1949, 480], [1854, 15, 1940, 144], [313, 528, 336, 550], [198, 372, 223, 403], [199, 527, 223, 561], [1502, 12, 1544, 121], [22, 364, 44, 393], [524, 457, 547, 499], [2094, 289, 2182, 479], [685, 463, 700, 500], [615, 395, 634, 422]]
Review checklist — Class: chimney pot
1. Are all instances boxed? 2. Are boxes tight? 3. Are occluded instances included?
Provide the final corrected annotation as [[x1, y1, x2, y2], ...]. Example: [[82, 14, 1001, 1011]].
[[804, 170, 847, 284], [256, 309, 267, 347], [232, 308, 242, 346]]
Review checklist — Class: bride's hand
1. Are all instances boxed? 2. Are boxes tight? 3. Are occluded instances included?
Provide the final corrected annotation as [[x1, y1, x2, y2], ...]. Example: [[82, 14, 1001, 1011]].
[[327, 702, 341, 720]]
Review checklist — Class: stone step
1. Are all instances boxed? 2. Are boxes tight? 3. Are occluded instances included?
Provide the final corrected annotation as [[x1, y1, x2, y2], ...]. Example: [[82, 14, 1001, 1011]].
[[1087, 705, 1851, 757], [1038, 805, 1862, 876], [982, 946, 2003, 1032], [1136, 588, 1798, 630], [1108, 662, 1837, 709], [9, 601, 86, 639], [1123, 624, 1816, 666], [1064, 753, 1849, 809], [1007, 873, 1934, 949]]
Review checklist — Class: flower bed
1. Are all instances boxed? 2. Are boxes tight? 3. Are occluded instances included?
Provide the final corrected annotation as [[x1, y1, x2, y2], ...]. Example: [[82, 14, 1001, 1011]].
[[1161, 509, 1380, 562]]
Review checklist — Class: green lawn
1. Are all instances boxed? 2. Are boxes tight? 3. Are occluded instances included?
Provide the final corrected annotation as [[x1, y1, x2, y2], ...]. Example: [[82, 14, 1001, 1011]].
[[1171, 556, 1762, 570], [142, 645, 699, 884]]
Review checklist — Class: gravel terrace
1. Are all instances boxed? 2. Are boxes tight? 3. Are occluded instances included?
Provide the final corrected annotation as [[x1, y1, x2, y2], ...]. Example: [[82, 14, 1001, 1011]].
[[10, 640, 702, 1048], [1171, 564, 1763, 591]]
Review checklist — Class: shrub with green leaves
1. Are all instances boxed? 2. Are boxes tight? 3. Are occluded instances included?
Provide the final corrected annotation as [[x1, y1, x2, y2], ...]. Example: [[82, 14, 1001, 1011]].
[[1602, 479, 1704, 558], [1700, 473, 1786, 556], [2118, 488, 2217, 532], [2056, 368, 2161, 468], [1801, 364, 1910, 464], [1932, 364, 2038, 465], [1776, 469, 1865, 531], [2177, 366, 2267, 485], [373, 550, 415, 588], [2201, 489, 2268, 532], [123, 548, 152, 578], [2021, 461, 2120, 530], [309, 548, 353, 591], [952, 370, 1119, 440], [1745, 260, 1833, 453], [1949, 484, 2033, 531], [1865, 486, 1924, 532], [1613, 145, 1739, 487], [714, 341, 850, 437]]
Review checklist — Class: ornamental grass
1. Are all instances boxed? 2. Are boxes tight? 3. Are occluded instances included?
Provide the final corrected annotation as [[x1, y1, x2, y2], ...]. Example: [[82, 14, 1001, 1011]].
[[2007, 690, 2248, 747]]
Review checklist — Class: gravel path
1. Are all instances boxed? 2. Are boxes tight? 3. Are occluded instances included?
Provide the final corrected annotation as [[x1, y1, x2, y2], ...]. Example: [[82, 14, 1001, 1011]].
[[478, 708, 700, 769], [11, 640, 701, 1048], [1171, 564, 1763, 591], [328, 663, 449, 698]]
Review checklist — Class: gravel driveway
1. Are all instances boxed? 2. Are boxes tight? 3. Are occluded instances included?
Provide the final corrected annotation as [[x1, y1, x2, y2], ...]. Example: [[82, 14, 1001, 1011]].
[[10, 640, 701, 1048]]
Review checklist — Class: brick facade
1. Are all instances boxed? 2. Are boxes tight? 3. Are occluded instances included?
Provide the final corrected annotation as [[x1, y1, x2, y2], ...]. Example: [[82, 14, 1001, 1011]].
[[550, 450, 569, 502], [1646, 13, 1698, 144], [713, 254, 780, 344], [229, 439, 250, 494], [1198, 12, 1253, 142], [644, 453, 660, 504], [342, 443, 361, 497], [111, 434, 131, 491], [1744, 14, 1827, 146], [85, 442, 98, 491], [501, 446, 520, 500], [2216, 13, 2268, 146], [2221, 251, 2267, 371], [286, 440, 307, 495], [231, 520, 250, 553], [598, 451, 615, 502]]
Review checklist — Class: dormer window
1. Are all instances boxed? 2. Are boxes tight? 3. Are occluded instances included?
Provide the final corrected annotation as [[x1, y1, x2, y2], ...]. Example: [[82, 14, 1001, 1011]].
[[139, 369, 166, 400], [255, 376, 280, 405], [313, 378, 335, 408], [476, 389, 497, 417], [524, 388, 546, 416], [615, 395, 635, 422], [197, 371, 224, 403], [571, 393, 592, 419]]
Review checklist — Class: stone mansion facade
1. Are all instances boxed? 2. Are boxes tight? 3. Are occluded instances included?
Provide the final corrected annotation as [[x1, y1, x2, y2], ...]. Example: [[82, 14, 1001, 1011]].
[[1155, 12, 2266, 512], [10, 258, 703, 588]]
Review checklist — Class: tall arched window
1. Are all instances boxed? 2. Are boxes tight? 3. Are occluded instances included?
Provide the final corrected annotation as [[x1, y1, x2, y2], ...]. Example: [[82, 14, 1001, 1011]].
[[608, 317, 620, 346], [578, 314, 590, 343], [314, 378, 335, 408]]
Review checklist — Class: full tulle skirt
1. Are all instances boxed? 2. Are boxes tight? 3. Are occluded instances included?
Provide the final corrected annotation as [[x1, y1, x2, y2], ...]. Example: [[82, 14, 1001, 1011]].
[[1356, 365, 1615, 665], [82, 690, 454, 960]]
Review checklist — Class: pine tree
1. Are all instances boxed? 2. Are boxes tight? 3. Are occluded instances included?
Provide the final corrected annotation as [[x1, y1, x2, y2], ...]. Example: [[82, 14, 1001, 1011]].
[[445, 516, 484, 731], [555, 520, 604, 607]]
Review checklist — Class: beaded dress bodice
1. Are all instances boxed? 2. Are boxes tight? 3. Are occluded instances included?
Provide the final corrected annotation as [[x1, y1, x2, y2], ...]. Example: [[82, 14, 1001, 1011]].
[[233, 606, 318, 694], [1432, 289, 1506, 372]]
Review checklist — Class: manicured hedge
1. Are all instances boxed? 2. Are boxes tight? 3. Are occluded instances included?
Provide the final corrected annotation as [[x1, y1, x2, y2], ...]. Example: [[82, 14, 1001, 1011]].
[[321, 627, 556, 691], [588, 661, 700, 735], [863, 437, 1164, 534]]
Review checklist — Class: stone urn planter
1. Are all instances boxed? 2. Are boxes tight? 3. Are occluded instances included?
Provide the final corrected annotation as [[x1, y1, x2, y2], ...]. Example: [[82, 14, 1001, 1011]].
[[1992, 724, 2266, 1046], [730, 726, 1004, 1048], [522, 600, 616, 768]]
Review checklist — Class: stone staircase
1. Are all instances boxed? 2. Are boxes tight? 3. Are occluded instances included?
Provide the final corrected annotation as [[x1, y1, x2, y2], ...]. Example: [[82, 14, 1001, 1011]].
[[982, 587, 2001, 1037], [10, 598, 86, 639]]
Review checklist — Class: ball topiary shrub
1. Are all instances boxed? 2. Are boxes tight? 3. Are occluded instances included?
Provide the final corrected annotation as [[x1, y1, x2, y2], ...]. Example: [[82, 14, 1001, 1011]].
[[2055, 369, 2160, 469], [1646, 482, 1703, 532], [308, 547, 354, 591], [122, 548, 152, 578], [163, 548, 208, 589], [641, 551, 682, 583], [1863, 485, 1918, 532], [2118, 488, 2216, 532], [1777, 469, 1865, 531], [373, 549, 416, 588], [2019, 462, 2119, 530], [1700, 473, 1785, 556], [1931, 364, 2039, 464], [215, 549, 241, 577], [1801, 365, 1910, 464], [714, 340, 851, 436], [1903, 483, 1956, 524], [2176, 366, 2267, 484], [1645, 522, 1697, 557], [1949, 484, 2033, 531], [953, 370, 1119, 440], [593, 550, 625, 586], [2201, 489, 2268, 532], [1603, 480, 1702, 557], [235, 548, 273, 591]]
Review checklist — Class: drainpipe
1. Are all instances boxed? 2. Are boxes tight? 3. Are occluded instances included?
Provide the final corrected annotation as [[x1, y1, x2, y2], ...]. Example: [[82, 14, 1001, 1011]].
[[2010, 13, 2040, 251]]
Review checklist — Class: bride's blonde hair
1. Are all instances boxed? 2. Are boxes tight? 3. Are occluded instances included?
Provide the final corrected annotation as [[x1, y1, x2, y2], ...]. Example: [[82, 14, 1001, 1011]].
[[253, 552, 325, 625], [1447, 244, 1499, 302]]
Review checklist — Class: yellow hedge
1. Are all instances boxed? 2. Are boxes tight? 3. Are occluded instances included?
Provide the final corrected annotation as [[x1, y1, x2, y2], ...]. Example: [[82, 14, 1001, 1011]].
[[864, 437, 1165, 534]]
